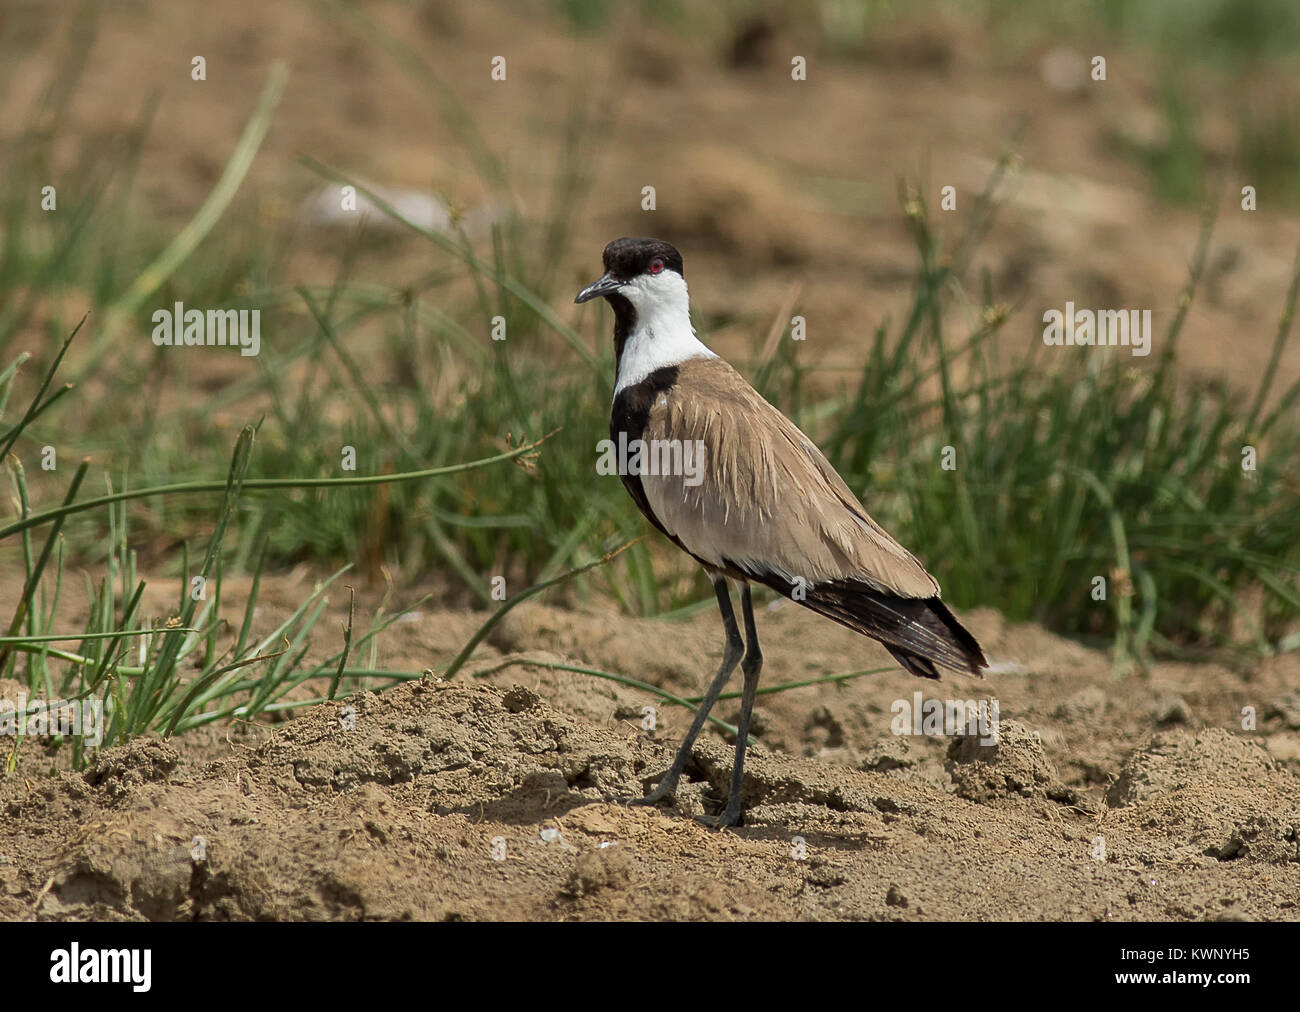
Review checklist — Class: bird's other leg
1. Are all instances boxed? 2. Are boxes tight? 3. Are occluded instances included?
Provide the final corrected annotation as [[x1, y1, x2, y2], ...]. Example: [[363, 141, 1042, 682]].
[[632, 577, 744, 808], [701, 583, 763, 829]]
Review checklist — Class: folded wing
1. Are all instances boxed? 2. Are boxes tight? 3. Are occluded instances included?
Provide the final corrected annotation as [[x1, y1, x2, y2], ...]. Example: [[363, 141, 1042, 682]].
[[637, 357, 985, 676]]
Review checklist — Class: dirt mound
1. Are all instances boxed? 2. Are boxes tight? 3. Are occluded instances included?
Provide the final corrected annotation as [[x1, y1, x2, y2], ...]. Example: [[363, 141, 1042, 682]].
[[946, 718, 1058, 801], [84, 739, 181, 799], [2, 595, 1299, 921], [2, 611, 1298, 922], [1104, 729, 1299, 868], [1106, 728, 1282, 807]]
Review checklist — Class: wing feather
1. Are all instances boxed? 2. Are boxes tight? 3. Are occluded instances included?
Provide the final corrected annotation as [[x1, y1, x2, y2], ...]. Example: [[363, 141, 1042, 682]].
[[640, 357, 939, 599]]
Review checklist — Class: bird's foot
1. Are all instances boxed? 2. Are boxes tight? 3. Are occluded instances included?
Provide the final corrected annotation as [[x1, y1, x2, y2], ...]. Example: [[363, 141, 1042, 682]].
[[625, 773, 679, 809], [695, 802, 743, 830]]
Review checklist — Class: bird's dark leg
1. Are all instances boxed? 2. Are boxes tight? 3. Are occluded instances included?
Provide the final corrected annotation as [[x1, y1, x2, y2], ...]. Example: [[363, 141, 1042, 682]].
[[631, 577, 744, 808], [701, 583, 763, 829]]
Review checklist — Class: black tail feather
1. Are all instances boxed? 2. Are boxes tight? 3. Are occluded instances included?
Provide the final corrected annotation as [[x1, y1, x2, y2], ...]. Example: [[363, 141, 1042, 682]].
[[885, 645, 942, 679], [760, 576, 987, 678]]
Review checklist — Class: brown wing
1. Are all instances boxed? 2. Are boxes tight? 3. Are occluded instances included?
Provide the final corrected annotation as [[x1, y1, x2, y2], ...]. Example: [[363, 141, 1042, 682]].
[[640, 357, 940, 598]]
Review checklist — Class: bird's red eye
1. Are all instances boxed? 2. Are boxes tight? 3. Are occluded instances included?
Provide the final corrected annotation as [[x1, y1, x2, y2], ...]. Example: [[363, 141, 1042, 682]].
[[648, 258, 664, 274]]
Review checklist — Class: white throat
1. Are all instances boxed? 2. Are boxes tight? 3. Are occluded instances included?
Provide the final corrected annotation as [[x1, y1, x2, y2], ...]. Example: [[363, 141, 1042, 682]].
[[612, 271, 716, 396]]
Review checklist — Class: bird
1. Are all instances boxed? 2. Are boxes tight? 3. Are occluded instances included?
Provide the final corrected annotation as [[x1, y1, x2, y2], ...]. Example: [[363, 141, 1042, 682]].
[[576, 236, 987, 828]]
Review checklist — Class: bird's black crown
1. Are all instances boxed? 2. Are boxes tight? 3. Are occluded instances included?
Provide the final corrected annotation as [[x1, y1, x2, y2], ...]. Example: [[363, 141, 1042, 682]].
[[601, 237, 684, 280]]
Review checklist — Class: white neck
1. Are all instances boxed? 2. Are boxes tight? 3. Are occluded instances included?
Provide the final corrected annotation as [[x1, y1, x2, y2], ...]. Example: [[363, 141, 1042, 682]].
[[612, 271, 716, 395]]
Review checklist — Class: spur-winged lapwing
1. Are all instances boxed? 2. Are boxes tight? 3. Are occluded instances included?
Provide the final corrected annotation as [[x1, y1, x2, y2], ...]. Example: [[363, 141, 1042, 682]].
[[576, 236, 987, 827]]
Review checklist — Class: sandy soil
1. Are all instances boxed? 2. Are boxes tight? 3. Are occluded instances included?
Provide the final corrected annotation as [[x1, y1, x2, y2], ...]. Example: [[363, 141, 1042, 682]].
[[2, 594, 1297, 921]]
